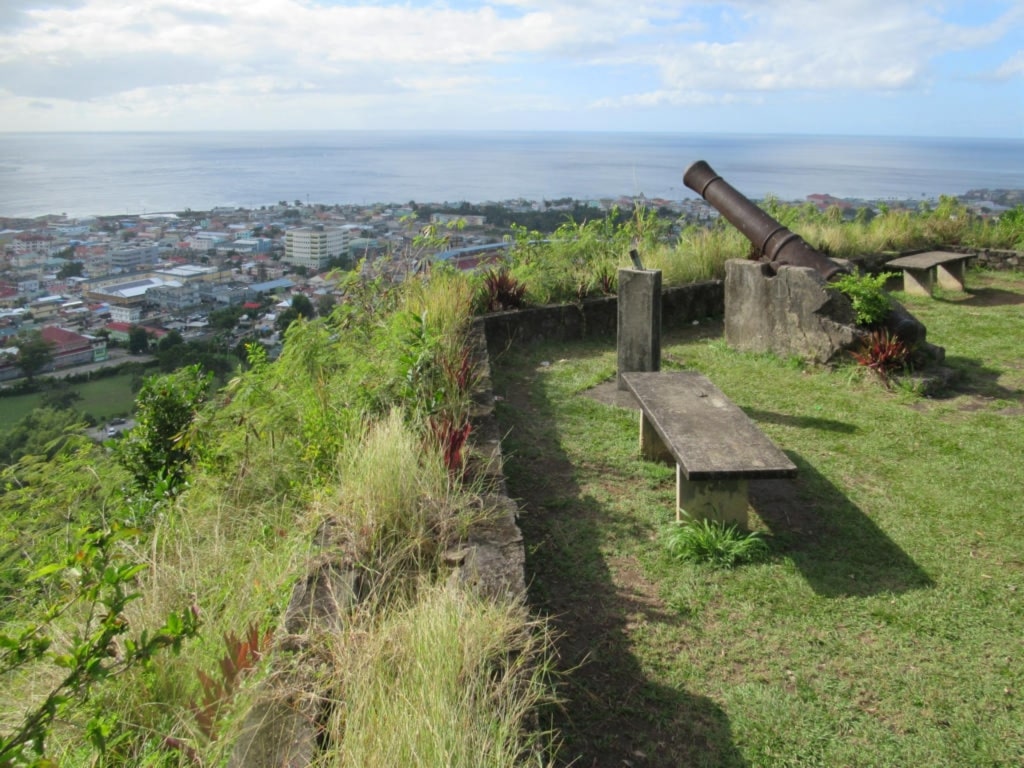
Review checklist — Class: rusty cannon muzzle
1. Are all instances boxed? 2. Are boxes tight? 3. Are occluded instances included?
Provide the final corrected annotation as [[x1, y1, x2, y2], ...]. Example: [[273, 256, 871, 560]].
[[683, 160, 844, 281]]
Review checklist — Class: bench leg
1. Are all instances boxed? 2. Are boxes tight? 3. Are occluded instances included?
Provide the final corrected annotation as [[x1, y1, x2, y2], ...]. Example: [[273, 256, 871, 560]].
[[677, 468, 749, 528], [639, 412, 673, 463], [901, 268, 934, 297], [936, 260, 966, 292]]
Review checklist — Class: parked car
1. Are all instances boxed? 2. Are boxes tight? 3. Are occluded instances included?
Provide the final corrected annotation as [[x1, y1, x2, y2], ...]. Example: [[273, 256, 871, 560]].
[[106, 426, 118, 437]]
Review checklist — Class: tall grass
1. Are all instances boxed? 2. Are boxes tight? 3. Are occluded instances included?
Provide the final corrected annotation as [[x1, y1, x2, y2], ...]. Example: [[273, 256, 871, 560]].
[[323, 409, 474, 571], [318, 582, 554, 768]]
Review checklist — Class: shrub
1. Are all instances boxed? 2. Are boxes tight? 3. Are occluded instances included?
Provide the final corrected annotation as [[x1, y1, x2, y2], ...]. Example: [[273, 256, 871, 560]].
[[664, 519, 768, 568], [831, 271, 895, 326]]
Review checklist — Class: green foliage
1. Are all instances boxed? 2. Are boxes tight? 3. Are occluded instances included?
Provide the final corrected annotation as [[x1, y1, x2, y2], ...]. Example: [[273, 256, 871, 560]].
[[0, 522, 200, 765], [127, 326, 151, 355], [14, 333, 54, 382], [831, 271, 895, 326], [115, 365, 211, 493], [55, 260, 84, 280], [992, 204, 1024, 250], [274, 292, 315, 332], [0, 407, 84, 466], [664, 519, 769, 568], [507, 205, 668, 305]]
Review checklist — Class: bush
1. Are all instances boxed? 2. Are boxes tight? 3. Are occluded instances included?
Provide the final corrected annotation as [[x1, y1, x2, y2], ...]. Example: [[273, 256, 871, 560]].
[[831, 271, 895, 326]]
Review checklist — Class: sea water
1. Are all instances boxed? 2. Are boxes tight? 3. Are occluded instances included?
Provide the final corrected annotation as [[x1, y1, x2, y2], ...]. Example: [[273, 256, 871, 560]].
[[1, 131, 1022, 219]]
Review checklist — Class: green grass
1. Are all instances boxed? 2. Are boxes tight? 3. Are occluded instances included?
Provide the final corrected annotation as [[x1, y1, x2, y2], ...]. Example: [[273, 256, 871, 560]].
[[0, 373, 137, 430], [492, 269, 1024, 767]]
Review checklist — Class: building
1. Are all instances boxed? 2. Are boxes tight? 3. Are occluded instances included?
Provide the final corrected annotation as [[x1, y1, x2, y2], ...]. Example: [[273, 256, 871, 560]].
[[39, 325, 108, 369], [109, 244, 160, 273], [110, 305, 143, 324], [284, 227, 349, 271]]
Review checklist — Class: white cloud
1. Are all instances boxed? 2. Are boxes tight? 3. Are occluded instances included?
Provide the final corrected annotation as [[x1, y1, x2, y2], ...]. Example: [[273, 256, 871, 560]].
[[0, 0, 1020, 131], [994, 50, 1024, 80]]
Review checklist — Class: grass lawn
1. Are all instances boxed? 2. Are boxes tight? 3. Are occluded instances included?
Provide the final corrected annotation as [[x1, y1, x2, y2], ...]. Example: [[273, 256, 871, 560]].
[[0, 372, 138, 431], [492, 269, 1024, 768]]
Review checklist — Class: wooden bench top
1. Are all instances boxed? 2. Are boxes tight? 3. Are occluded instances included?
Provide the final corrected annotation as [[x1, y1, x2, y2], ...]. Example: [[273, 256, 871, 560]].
[[622, 371, 798, 481], [886, 251, 971, 270]]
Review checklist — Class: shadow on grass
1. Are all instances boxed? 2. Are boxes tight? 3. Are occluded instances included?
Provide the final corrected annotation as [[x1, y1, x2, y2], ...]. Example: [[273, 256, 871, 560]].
[[933, 355, 1024, 402], [938, 287, 1024, 308], [743, 407, 858, 435], [750, 456, 935, 598], [495, 364, 748, 768]]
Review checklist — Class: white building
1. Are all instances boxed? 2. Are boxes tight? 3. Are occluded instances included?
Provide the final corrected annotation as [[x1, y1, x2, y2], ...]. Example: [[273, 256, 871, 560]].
[[284, 227, 349, 271], [110, 305, 143, 324]]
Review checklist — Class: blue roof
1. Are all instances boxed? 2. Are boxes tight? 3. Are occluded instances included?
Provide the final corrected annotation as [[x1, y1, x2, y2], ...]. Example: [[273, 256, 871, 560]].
[[249, 278, 294, 292], [434, 242, 511, 262]]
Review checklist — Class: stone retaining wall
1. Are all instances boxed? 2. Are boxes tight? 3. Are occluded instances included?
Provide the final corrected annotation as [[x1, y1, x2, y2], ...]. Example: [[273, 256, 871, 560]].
[[855, 248, 1024, 274], [948, 246, 1023, 271], [481, 280, 724, 353]]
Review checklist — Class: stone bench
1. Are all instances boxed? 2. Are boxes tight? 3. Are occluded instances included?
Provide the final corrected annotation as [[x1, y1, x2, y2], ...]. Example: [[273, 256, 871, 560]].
[[886, 251, 973, 296], [621, 371, 797, 527]]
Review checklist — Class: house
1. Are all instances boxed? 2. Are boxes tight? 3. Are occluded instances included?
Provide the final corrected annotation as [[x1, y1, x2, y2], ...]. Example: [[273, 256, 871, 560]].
[[39, 325, 108, 368]]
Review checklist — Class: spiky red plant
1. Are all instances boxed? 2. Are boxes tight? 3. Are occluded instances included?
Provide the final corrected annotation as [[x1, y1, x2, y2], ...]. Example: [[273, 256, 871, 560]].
[[481, 267, 526, 312], [850, 329, 911, 382], [429, 414, 473, 477]]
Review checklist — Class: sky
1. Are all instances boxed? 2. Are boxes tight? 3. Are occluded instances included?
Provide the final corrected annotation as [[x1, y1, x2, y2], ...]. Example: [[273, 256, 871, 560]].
[[0, 0, 1022, 138]]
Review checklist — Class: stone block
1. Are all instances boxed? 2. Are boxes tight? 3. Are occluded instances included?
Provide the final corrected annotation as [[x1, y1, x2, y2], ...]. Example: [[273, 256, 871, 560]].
[[617, 268, 661, 390], [724, 259, 858, 365]]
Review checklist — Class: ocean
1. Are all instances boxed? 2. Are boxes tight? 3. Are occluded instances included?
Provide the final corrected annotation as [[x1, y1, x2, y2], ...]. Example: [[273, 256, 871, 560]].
[[1, 131, 1022, 220]]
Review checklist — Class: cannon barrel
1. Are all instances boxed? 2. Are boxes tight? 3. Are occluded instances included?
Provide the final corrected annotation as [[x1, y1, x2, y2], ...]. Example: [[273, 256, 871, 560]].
[[683, 160, 843, 281]]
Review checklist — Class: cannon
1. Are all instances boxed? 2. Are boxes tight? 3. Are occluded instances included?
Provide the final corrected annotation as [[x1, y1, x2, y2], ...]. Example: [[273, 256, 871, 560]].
[[683, 160, 844, 281]]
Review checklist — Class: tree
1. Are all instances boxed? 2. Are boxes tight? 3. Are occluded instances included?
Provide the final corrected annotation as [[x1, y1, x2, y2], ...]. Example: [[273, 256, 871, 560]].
[[16, 333, 53, 382], [0, 407, 83, 466], [291, 293, 315, 320], [128, 326, 151, 354], [157, 330, 185, 352], [276, 293, 315, 332], [115, 365, 211, 492], [316, 294, 337, 318], [57, 260, 85, 279]]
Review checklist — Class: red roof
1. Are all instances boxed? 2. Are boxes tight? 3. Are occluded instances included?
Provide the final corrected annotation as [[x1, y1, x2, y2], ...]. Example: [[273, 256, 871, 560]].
[[40, 325, 91, 353]]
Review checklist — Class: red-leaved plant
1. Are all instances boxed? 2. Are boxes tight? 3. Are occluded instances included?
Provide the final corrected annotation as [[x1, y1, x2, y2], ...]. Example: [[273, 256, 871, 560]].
[[429, 414, 473, 477], [850, 329, 911, 383], [187, 621, 274, 742], [480, 267, 526, 312]]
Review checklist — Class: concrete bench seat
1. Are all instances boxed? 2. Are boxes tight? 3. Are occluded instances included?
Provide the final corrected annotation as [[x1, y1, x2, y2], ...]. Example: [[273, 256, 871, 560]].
[[886, 251, 973, 296], [621, 371, 797, 527]]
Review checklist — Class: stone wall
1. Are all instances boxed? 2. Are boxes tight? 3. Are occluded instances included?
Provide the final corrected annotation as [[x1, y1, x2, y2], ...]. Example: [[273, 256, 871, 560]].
[[855, 248, 1024, 274], [948, 246, 1023, 271], [481, 280, 724, 353]]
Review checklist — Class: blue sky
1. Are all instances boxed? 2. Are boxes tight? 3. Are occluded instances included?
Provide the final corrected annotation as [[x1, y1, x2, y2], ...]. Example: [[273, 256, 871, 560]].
[[0, 0, 1021, 137]]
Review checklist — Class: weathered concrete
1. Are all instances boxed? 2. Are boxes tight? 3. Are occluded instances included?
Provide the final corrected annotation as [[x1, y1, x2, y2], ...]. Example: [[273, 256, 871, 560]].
[[887, 251, 972, 296], [482, 280, 724, 354], [616, 268, 662, 390], [724, 259, 859, 365], [623, 370, 797, 526]]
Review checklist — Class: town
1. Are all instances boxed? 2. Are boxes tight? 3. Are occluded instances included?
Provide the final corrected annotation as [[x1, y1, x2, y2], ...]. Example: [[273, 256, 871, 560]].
[[1, 188, 1016, 383]]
